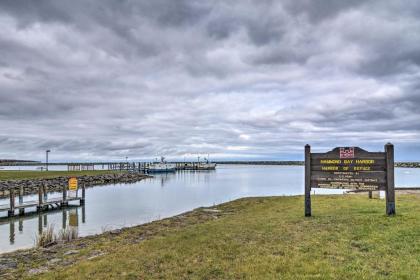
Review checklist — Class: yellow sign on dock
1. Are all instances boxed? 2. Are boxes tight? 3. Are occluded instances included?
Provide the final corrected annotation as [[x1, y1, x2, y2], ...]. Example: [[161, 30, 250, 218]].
[[68, 177, 78, 190]]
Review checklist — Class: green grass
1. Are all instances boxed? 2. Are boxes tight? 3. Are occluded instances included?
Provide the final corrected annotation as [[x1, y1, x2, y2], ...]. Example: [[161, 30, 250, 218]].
[[18, 194, 420, 279], [0, 170, 122, 180]]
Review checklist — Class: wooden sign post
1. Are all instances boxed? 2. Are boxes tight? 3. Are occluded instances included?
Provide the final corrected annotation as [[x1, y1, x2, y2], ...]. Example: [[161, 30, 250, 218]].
[[304, 145, 311, 217], [304, 143, 395, 216], [385, 144, 395, 215]]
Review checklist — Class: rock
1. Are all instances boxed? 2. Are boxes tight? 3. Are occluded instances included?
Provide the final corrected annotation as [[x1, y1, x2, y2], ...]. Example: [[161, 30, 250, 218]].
[[87, 251, 105, 260], [41, 247, 58, 254], [61, 259, 74, 266], [110, 229, 122, 234], [28, 267, 48, 275], [202, 208, 222, 213], [63, 249, 79, 256], [0, 258, 18, 270], [47, 258, 61, 265]]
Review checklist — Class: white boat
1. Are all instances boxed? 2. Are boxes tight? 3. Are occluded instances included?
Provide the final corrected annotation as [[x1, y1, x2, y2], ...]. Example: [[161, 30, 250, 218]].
[[148, 157, 176, 173], [196, 162, 217, 170], [183, 157, 217, 170]]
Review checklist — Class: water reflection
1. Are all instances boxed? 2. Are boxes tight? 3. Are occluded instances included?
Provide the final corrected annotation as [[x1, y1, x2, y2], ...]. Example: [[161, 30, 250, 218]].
[[156, 170, 216, 187], [158, 173, 171, 187], [9, 220, 14, 244], [4, 205, 86, 246]]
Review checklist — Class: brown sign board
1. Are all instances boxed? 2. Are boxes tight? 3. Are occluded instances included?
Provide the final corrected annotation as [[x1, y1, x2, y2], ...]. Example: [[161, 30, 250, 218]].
[[310, 147, 387, 190], [304, 145, 395, 217]]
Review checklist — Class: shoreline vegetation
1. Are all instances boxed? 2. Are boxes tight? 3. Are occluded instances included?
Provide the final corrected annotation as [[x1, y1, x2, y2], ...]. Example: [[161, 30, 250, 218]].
[[1, 161, 420, 168], [1, 194, 420, 279]]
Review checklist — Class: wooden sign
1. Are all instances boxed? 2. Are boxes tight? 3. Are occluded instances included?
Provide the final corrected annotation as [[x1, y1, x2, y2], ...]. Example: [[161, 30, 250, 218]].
[[68, 177, 78, 191], [305, 144, 395, 217], [311, 147, 386, 190]]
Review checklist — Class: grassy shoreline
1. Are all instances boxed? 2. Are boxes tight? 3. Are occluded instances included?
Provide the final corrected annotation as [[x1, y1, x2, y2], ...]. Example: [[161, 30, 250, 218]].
[[1, 194, 420, 279]]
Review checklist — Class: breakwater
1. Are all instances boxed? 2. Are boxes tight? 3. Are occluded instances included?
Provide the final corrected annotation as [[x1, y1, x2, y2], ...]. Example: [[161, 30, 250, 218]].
[[395, 162, 420, 168], [0, 173, 150, 199]]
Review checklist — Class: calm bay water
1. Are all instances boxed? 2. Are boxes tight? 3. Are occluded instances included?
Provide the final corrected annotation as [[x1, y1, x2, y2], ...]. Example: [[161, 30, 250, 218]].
[[1, 165, 420, 253]]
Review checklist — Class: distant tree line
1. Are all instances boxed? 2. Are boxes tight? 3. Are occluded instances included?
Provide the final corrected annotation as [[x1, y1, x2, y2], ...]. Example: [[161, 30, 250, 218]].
[[0, 160, 39, 165]]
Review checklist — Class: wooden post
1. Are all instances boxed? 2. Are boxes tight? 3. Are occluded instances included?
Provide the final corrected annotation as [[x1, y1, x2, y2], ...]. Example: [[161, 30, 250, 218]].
[[37, 186, 43, 211], [81, 183, 86, 205], [368, 191, 372, 199], [43, 183, 48, 202], [62, 182, 67, 206], [19, 185, 24, 215], [82, 205, 86, 223], [8, 188, 15, 217], [19, 186, 23, 204], [385, 143, 395, 215], [305, 144, 312, 217]]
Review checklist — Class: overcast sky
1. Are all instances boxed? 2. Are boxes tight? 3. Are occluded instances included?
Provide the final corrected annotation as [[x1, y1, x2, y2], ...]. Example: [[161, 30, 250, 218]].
[[0, 0, 419, 162]]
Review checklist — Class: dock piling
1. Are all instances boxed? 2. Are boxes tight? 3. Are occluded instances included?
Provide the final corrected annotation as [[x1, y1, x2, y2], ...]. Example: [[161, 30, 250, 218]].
[[82, 205, 86, 223], [19, 186, 25, 215], [43, 183, 48, 203], [62, 183, 68, 206], [81, 183, 86, 205], [8, 188, 15, 217], [37, 186, 43, 211]]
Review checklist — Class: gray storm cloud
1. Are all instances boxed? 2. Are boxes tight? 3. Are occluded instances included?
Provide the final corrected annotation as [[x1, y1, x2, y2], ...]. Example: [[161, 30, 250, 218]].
[[0, 0, 419, 161]]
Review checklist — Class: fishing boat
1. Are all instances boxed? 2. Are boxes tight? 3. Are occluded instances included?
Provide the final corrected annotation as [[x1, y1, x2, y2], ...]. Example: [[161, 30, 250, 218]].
[[184, 156, 217, 170], [196, 162, 217, 170], [148, 157, 176, 173]]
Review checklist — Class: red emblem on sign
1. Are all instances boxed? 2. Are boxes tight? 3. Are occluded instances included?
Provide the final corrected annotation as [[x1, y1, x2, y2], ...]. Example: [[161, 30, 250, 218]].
[[339, 147, 354, 159]]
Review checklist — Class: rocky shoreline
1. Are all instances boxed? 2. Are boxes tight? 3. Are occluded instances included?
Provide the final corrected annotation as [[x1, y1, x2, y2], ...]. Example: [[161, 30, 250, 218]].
[[0, 173, 151, 199]]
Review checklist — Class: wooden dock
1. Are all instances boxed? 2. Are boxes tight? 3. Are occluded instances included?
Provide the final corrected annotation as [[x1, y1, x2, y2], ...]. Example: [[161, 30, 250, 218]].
[[108, 162, 152, 172], [0, 184, 85, 217], [106, 162, 216, 172]]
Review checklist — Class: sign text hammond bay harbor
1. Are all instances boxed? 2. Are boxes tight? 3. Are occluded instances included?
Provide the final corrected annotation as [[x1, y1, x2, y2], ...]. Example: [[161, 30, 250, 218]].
[[305, 143, 396, 216]]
